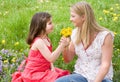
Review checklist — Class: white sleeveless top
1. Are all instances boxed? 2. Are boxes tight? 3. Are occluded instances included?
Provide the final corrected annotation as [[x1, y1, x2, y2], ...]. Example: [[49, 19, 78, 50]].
[[71, 28, 114, 81]]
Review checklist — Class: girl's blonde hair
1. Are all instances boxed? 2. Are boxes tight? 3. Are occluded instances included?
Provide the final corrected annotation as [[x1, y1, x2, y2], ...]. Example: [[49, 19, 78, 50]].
[[70, 1, 107, 46]]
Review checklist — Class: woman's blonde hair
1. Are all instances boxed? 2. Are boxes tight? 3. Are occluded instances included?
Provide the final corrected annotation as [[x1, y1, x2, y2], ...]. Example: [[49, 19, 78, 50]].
[[70, 1, 107, 46]]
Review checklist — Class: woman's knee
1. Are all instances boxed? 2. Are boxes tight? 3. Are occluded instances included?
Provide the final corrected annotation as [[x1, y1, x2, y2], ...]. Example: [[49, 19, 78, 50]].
[[55, 75, 70, 82], [102, 79, 112, 82], [55, 74, 87, 82]]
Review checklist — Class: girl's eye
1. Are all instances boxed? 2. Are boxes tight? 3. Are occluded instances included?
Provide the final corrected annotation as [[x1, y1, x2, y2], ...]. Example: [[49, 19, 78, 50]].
[[71, 15, 75, 18], [49, 22, 52, 25]]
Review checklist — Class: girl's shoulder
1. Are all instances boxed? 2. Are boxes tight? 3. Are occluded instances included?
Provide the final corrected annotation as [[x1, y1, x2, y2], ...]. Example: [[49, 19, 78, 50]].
[[33, 37, 44, 45], [30, 37, 44, 49]]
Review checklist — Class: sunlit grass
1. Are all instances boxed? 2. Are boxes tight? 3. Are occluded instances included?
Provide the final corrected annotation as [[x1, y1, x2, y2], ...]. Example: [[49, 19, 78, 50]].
[[0, 0, 120, 81]]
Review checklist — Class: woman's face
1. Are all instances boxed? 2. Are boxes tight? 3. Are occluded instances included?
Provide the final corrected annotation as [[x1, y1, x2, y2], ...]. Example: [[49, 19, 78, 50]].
[[70, 11, 84, 28], [46, 18, 54, 34]]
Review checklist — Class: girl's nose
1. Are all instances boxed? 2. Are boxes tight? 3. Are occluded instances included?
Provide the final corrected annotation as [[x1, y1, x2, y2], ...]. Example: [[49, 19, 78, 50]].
[[70, 17, 72, 22]]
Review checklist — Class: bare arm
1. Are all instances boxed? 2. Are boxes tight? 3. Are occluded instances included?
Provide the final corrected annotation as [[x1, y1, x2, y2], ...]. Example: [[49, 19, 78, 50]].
[[62, 41, 76, 63], [94, 33, 113, 82], [31, 38, 68, 63]]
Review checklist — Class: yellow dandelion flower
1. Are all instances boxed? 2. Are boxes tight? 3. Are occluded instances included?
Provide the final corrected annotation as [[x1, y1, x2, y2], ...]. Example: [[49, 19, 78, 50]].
[[119, 14, 120, 16], [113, 13, 117, 17], [117, 14, 120, 17], [4, 59, 8, 63], [35, 6, 39, 9], [110, 7, 113, 11], [14, 42, 19, 46], [62, 57, 64, 61], [113, 45, 115, 48], [117, 49, 120, 51], [20, 49, 23, 52], [113, 17, 118, 21], [116, 7, 120, 9], [60, 7, 62, 9], [1, 39, 5, 44], [115, 4, 119, 6], [11, 57, 16, 63], [99, 17, 103, 20], [114, 32, 117, 35], [0, 12, 2, 15], [60, 27, 72, 37], [3, 11, 8, 16], [103, 10, 110, 14]]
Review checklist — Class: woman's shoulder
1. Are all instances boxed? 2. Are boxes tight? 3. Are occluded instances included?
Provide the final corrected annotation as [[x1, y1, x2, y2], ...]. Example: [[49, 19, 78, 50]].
[[100, 30, 113, 33], [99, 30, 114, 38], [71, 28, 77, 36], [98, 30, 114, 45], [72, 28, 77, 32], [71, 28, 77, 43]]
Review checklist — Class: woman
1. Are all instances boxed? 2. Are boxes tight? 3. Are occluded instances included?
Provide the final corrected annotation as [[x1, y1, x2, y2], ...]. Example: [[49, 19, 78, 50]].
[[56, 1, 114, 82]]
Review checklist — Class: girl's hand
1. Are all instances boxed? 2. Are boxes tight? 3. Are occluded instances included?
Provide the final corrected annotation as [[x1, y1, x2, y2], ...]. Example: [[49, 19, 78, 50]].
[[59, 37, 70, 47]]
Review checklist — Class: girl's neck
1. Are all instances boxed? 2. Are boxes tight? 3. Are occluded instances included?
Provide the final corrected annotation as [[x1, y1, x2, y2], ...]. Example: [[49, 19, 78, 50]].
[[38, 34, 48, 39]]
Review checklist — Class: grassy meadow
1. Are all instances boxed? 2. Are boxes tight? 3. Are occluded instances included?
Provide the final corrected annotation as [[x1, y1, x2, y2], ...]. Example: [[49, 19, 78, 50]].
[[0, 0, 120, 82]]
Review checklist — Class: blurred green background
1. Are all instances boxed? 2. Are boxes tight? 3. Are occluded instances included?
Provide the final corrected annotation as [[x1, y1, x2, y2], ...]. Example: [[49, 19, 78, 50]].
[[0, 0, 120, 81]]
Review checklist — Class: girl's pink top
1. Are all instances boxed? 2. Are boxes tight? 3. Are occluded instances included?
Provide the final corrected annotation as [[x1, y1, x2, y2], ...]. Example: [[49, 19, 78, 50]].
[[12, 37, 70, 82]]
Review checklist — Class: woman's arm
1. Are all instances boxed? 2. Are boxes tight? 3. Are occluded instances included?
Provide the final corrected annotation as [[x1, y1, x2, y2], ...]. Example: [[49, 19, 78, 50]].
[[94, 33, 113, 82], [62, 41, 76, 63]]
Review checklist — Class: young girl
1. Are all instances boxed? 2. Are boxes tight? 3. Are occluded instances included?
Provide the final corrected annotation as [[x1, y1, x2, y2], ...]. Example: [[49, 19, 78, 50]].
[[56, 1, 114, 82], [12, 12, 69, 82]]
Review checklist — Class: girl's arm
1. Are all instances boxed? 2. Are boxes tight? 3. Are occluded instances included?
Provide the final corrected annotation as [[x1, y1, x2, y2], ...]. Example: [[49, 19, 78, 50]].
[[62, 41, 76, 63], [94, 33, 113, 82], [31, 38, 68, 63]]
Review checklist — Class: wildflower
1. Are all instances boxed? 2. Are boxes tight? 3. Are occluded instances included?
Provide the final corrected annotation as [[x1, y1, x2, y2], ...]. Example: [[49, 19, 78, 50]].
[[11, 57, 16, 63], [110, 7, 113, 11], [20, 49, 23, 52], [3, 59, 8, 63], [115, 4, 119, 6], [0, 12, 2, 15], [1, 49, 9, 54], [60, 27, 72, 37], [62, 57, 64, 61], [0, 56, 2, 72], [99, 17, 103, 20], [3, 11, 8, 16], [117, 49, 120, 51], [1, 39, 5, 44], [114, 32, 117, 35], [116, 7, 120, 9], [117, 14, 120, 17], [103, 10, 110, 14], [113, 17, 118, 21], [113, 13, 117, 17], [35, 6, 39, 10], [14, 42, 19, 46]]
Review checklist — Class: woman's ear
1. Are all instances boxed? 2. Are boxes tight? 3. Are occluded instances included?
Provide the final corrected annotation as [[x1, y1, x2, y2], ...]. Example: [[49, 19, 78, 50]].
[[81, 15, 85, 21]]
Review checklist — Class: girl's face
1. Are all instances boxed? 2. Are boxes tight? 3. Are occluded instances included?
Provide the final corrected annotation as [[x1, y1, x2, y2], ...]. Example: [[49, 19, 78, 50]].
[[70, 11, 84, 28], [46, 18, 54, 34]]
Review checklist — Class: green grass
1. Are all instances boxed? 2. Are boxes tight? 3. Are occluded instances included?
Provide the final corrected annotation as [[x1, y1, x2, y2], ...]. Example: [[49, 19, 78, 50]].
[[0, 0, 120, 81]]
